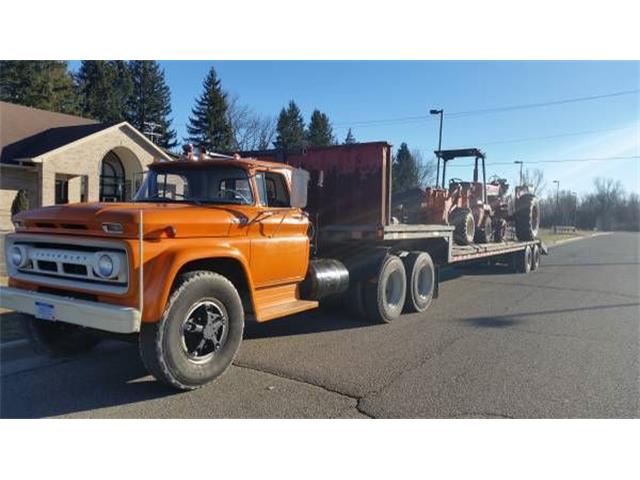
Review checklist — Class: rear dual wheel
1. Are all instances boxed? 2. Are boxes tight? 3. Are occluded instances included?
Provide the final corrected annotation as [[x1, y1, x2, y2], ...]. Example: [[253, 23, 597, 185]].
[[362, 252, 435, 323]]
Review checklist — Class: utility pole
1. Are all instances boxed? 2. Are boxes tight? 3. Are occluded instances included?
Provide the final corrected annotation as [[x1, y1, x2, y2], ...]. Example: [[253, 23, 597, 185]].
[[553, 180, 560, 230], [430, 109, 444, 187], [572, 191, 578, 229], [514, 160, 524, 186], [143, 121, 162, 145]]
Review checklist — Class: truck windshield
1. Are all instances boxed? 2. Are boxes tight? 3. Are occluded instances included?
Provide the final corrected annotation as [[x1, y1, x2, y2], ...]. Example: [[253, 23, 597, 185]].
[[134, 165, 254, 205]]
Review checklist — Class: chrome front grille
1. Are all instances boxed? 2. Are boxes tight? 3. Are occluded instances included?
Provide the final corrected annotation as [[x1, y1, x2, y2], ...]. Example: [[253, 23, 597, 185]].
[[5, 234, 129, 295]]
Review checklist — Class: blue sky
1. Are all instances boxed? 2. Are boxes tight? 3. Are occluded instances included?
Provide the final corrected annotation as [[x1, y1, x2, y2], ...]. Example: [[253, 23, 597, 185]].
[[70, 61, 639, 196]]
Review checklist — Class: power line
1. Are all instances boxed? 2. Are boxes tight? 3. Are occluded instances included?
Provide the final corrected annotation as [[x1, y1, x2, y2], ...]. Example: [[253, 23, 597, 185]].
[[446, 155, 640, 167], [333, 88, 639, 128], [446, 89, 639, 118], [450, 125, 637, 148]]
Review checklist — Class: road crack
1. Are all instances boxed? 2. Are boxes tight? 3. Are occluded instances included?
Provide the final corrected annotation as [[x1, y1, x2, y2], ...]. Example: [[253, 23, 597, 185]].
[[232, 360, 375, 418]]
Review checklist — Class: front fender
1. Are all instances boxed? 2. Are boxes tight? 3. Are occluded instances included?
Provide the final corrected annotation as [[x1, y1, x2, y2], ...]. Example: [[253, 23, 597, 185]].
[[141, 239, 253, 323]]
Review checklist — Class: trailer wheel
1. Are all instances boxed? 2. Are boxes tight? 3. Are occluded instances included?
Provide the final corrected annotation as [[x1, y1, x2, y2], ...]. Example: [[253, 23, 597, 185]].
[[531, 244, 541, 271], [474, 215, 494, 244], [24, 318, 100, 357], [450, 208, 475, 245], [402, 251, 434, 314], [363, 255, 407, 323], [512, 245, 532, 274], [139, 271, 244, 390], [515, 194, 540, 241]]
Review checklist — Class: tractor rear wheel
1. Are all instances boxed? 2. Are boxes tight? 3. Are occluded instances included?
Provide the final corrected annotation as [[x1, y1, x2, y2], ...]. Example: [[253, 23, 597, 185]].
[[450, 208, 475, 245], [515, 194, 540, 241]]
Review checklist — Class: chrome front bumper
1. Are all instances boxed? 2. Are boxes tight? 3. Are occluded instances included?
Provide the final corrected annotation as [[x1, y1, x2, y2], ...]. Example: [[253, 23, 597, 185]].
[[0, 286, 141, 334]]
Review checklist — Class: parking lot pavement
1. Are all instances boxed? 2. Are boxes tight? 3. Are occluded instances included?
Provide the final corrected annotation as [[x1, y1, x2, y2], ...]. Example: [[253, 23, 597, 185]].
[[1, 232, 638, 418]]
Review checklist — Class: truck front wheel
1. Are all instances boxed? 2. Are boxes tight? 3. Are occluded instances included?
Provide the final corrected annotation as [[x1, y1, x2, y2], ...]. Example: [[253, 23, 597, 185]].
[[25, 318, 100, 357], [139, 271, 244, 390]]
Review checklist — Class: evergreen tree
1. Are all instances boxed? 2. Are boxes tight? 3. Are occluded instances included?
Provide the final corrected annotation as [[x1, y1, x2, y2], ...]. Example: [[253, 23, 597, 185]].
[[392, 143, 422, 194], [344, 128, 356, 145], [126, 61, 177, 149], [274, 100, 305, 151], [306, 109, 334, 147], [185, 66, 234, 152], [0, 61, 79, 114], [76, 60, 132, 122]]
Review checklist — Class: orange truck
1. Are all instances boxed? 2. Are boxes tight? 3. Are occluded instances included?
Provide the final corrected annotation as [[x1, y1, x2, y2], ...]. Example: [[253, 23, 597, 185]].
[[1, 144, 545, 390]]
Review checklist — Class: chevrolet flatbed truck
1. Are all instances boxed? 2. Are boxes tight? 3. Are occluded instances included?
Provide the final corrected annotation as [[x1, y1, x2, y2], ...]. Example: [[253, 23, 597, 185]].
[[0, 154, 545, 390]]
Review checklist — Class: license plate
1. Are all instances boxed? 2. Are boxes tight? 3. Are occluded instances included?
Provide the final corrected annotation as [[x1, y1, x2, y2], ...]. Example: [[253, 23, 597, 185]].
[[35, 302, 56, 321]]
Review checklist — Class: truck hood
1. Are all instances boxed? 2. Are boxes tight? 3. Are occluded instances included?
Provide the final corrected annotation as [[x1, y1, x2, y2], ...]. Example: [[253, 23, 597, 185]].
[[14, 202, 251, 238]]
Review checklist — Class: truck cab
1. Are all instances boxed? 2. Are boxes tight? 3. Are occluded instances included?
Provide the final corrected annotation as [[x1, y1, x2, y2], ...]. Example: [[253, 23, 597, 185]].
[[1, 157, 322, 390]]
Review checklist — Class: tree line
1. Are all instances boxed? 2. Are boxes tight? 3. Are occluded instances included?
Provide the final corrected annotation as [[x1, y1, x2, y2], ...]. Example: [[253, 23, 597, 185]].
[[0, 62, 363, 153], [0, 61, 437, 194], [539, 177, 639, 232]]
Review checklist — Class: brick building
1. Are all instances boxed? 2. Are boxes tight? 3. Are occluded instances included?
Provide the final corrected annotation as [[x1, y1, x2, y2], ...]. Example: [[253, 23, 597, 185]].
[[0, 101, 172, 231]]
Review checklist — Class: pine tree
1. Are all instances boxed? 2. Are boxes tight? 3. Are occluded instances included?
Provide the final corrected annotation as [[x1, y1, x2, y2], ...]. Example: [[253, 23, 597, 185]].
[[274, 100, 305, 151], [392, 143, 422, 194], [0, 61, 79, 114], [76, 60, 132, 122], [126, 61, 177, 149], [344, 128, 356, 144], [306, 109, 334, 147], [185, 66, 234, 152]]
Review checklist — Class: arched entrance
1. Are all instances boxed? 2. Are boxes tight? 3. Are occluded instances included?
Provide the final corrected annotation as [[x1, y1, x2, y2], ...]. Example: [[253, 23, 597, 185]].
[[99, 147, 143, 202]]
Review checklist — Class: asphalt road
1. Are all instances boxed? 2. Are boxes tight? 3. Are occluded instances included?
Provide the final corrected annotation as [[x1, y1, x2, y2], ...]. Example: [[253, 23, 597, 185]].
[[1, 232, 638, 418]]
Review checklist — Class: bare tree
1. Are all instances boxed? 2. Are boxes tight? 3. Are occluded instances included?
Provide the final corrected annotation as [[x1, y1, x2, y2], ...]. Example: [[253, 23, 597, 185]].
[[411, 149, 437, 187], [227, 94, 276, 151], [522, 168, 546, 195]]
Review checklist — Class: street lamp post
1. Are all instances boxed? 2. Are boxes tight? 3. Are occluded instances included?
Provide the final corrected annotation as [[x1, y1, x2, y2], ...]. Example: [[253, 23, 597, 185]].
[[553, 180, 560, 230], [430, 109, 444, 187], [514, 160, 524, 186]]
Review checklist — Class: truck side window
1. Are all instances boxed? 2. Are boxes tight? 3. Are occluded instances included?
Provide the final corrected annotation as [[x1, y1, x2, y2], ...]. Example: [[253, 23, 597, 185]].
[[256, 172, 290, 207]]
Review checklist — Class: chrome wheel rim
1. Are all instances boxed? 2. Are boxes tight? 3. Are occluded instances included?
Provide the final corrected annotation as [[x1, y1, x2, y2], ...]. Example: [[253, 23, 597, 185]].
[[416, 265, 433, 301], [385, 269, 404, 307], [181, 299, 228, 363]]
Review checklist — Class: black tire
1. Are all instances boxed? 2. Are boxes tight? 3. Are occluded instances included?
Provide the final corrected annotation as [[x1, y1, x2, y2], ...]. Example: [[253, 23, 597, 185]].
[[363, 255, 407, 323], [401, 251, 435, 314], [512, 245, 532, 274], [345, 279, 367, 318], [450, 208, 475, 245], [24, 317, 100, 357], [474, 215, 494, 244], [515, 194, 540, 241], [139, 271, 244, 390], [531, 244, 541, 271]]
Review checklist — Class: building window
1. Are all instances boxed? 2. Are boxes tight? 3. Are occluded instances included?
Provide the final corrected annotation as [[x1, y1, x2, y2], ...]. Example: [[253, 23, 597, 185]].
[[55, 179, 69, 204], [100, 151, 126, 202]]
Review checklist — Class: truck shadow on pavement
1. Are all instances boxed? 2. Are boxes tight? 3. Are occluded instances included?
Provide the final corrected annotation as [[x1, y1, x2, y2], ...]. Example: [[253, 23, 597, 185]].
[[457, 302, 639, 329], [244, 308, 372, 339], [0, 344, 181, 418]]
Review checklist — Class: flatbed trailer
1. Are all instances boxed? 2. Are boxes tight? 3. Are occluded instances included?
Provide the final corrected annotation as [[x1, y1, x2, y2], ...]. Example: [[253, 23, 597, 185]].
[[313, 221, 545, 323]]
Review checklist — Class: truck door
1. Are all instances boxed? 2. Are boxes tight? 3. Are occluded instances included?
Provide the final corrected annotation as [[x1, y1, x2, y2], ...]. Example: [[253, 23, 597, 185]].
[[249, 170, 310, 287]]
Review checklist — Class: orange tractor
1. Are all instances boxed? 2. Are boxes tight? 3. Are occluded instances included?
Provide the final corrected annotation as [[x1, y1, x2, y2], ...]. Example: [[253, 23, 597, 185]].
[[392, 148, 539, 245]]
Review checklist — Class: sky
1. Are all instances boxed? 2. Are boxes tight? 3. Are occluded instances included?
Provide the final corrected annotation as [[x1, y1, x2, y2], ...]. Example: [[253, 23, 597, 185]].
[[70, 61, 639, 196]]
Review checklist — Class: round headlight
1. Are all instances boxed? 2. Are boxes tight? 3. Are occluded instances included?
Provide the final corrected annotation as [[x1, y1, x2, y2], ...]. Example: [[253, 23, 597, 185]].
[[10, 246, 24, 267], [96, 254, 114, 278]]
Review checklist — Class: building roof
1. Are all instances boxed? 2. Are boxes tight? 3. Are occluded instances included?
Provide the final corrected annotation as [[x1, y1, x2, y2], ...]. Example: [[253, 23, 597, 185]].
[[0, 101, 171, 163]]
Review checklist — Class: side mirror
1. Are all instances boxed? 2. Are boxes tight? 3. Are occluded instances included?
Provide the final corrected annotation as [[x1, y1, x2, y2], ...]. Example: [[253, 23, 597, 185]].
[[290, 167, 309, 209]]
